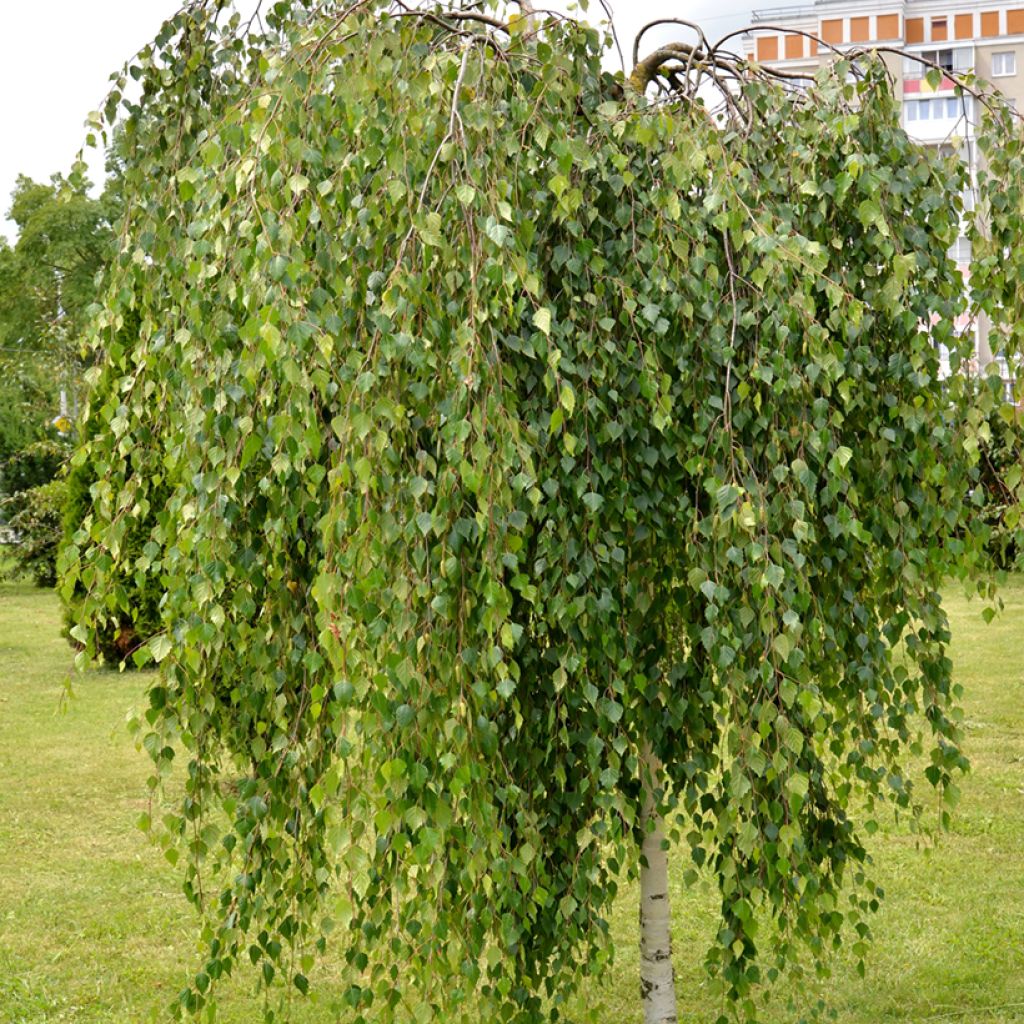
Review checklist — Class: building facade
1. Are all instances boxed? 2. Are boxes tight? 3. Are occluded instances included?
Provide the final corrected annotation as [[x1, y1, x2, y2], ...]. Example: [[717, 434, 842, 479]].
[[744, 1, 1024, 382]]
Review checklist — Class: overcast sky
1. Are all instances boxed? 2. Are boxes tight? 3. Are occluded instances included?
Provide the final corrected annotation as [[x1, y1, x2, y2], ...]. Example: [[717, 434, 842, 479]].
[[0, 0, 754, 243]]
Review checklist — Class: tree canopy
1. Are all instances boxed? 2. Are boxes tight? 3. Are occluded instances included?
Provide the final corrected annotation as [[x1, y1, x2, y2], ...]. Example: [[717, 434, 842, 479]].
[[62, 2, 1023, 1022], [0, 171, 116, 495], [0, 173, 115, 365]]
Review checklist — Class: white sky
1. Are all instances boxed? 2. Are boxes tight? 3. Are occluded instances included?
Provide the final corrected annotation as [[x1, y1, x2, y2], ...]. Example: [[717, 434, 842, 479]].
[[0, 0, 754, 243]]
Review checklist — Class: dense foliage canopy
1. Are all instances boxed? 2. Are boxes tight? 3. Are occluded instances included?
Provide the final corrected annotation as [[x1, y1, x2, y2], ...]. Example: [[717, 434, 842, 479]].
[[62, 2, 1022, 1021]]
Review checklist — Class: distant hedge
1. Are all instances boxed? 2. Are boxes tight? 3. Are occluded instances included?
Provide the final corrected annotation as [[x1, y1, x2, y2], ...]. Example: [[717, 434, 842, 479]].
[[0, 438, 66, 500], [977, 401, 1023, 571], [3, 477, 66, 587], [1, 439, 69, 587]]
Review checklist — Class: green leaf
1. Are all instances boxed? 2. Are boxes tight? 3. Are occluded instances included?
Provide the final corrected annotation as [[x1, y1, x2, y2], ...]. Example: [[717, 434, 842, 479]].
[[786, 775, 809, 799], [241, 433, 263, 469], [149, 635, 172, 663], [773, 633, 793, 661], [353, 457, 373, 487], [533, 307, 552, 336], [419, 211, 444, 248]]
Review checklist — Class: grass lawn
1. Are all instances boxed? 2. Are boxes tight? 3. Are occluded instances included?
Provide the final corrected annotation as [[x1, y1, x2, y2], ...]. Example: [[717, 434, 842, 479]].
[[1, 576, 1022, 1023]]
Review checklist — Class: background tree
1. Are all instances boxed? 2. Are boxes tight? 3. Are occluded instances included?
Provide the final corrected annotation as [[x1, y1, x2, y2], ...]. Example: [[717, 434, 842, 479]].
[[0, 172, 116, 407], [0, 163, 126, 589], [62, 3, 1023, 1023], [0, 217, 65, 502], [0, 149, 161, 644], [0, 170, 117, 580]]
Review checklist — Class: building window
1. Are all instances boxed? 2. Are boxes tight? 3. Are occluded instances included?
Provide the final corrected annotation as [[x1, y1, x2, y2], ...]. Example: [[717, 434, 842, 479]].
[[904, 96, 969, 121], [992, 51, 1017, 76], [924, 46, 954, 71], [947, 236, 972, 262], [905, 47, 973, 79]]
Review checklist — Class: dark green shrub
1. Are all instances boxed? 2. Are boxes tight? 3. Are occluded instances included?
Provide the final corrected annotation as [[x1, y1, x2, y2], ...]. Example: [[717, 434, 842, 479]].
[[61, 445, 164, 664], [3, 477, 67, 586], [976, 400, 1022, 570], [0, 438, 66, 501]]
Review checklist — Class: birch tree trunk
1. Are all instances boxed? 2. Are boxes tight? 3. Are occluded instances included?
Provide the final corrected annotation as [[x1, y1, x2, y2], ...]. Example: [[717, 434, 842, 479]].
[[639, 747, 678, 1024]]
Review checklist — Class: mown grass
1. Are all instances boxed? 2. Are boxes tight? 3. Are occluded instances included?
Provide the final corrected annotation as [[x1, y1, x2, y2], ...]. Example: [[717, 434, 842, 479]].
[[1, 577, 1022, 1023]]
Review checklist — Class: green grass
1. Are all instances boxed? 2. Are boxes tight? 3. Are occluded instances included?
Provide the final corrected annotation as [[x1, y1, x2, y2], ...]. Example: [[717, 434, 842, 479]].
[[1, 578, 1022, 1023]]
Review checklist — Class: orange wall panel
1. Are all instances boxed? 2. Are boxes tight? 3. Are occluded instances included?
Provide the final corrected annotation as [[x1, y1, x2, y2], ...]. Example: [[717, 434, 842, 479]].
[[1008, 8, 1024, 32], [981, 10, 1000, 35], [850, 16, 870, 40], [906, 17, 925, 42], [955, 13, 974, 38], [785, 34, 803, 58], [756, 35, 779, 60], [821, 18, 844, 43], [932, 16, 949, 40], [810, 37, 819, 54], [876, 13, 900, 38]]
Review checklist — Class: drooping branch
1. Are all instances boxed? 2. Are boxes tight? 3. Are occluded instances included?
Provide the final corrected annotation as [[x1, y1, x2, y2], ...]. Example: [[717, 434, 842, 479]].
[[391, 1, 510, 34], [628, 39, 814, 99], [632, 18, 710, 69], [630, 21, 1021, 123]]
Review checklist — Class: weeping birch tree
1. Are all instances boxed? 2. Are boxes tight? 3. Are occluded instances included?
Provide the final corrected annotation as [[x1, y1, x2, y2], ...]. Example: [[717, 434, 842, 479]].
[[62, 1, 1024, 1022]]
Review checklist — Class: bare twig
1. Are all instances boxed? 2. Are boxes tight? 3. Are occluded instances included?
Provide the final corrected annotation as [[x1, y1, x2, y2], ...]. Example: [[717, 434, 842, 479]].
[[596, 0, 626, 74], [391, 1, 509, 33]]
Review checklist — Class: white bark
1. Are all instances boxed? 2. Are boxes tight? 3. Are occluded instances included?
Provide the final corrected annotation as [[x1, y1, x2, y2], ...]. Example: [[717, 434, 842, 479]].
[[639, 749, 678, 1024]]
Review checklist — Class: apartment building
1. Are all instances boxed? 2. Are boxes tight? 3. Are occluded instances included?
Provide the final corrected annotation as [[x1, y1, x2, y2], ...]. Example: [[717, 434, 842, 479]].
[[744, 1, 1024, 380]]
